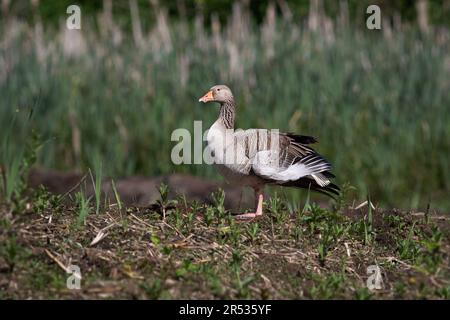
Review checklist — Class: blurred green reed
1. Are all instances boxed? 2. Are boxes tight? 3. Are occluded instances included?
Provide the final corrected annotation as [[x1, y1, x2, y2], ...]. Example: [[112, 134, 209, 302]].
[[0, 3, 449, 210]]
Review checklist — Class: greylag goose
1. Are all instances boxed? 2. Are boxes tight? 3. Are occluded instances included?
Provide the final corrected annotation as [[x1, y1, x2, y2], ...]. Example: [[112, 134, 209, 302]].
[[199, 85, 339, 219]]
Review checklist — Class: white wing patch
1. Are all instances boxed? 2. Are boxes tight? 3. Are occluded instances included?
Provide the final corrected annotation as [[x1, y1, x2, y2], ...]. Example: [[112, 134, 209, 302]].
[[251, 150, 331, 186], [310, 173, 330, 187]]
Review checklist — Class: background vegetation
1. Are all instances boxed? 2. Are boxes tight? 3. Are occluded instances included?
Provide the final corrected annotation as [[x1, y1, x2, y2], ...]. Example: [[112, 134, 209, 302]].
[[1, 0, 449, 210]]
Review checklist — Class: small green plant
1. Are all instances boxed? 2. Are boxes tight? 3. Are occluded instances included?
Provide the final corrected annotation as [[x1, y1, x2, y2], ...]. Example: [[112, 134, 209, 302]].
[[417, 225, 443, 272], [354, 287, 372, 300], [292, 223, 303, 242], [230, 249, 242, 274], [74, 191, 91, 229], [32, 186, 61, 215], [229, 249, 254, 298], [190, 200, 201, 214], [111, 179, 123, 211], [0, 236, 27, 271], [308, 273, 346, 299], [27, 260, 65, 291], [333, 182, 357, 212], [186, 210, 195, 226], [246, 222, 259, 243], [150, 233, 160, 246], [211, 189, 226, 217], [383, 213, 406, 231], [268, 192, 283, 216], [271, 198, 288, 224], [435, 286, 450, 299], [268, 193, 289, 231], [397, 222, 420, 261], [178, 193, 188, 211], [422, 226, 442, 254], [141, 279, 163, 299], [201, 264, 224, 296], [301, 186, 312, 214], [121, 216, 130, 232], [394, 282, 407, 298], [157, 183, 170, 220], [88, 161, 103, 215], [204, 206, 214, 226], [175, 259, 199, 278], [318, 226, 334, 266], [235, 273, 255, 299], [228, 221, 242, 246], [173, 208, 183, 230]]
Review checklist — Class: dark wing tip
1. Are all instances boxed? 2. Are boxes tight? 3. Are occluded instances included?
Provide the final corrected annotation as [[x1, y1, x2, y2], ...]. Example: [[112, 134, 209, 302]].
[[281, 179, 340, 199], [286, 133, 318, 144]]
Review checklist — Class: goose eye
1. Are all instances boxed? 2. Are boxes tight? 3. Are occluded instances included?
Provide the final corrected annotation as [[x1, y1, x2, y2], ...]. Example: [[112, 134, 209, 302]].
[[217, 88, 221, 91]]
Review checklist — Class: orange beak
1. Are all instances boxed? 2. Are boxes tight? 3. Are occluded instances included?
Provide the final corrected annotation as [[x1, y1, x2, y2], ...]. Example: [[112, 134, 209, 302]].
[[198, 90, 214, 103]]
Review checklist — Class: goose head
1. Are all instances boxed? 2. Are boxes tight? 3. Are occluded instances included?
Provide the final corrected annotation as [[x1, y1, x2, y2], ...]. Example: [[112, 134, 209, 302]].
[[198, 85, 234, 104]]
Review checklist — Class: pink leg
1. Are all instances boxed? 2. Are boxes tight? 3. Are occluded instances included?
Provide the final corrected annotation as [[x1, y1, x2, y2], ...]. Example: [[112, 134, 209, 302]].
[[234, 192, 263, 221]]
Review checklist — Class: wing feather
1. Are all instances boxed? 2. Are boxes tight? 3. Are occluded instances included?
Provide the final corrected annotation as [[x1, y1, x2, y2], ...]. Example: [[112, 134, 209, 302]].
[[218, 128, 339, 198]]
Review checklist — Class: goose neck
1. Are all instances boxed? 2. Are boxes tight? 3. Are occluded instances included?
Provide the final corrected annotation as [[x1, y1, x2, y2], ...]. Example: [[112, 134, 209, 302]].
[[219, 100, 235, 129]]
